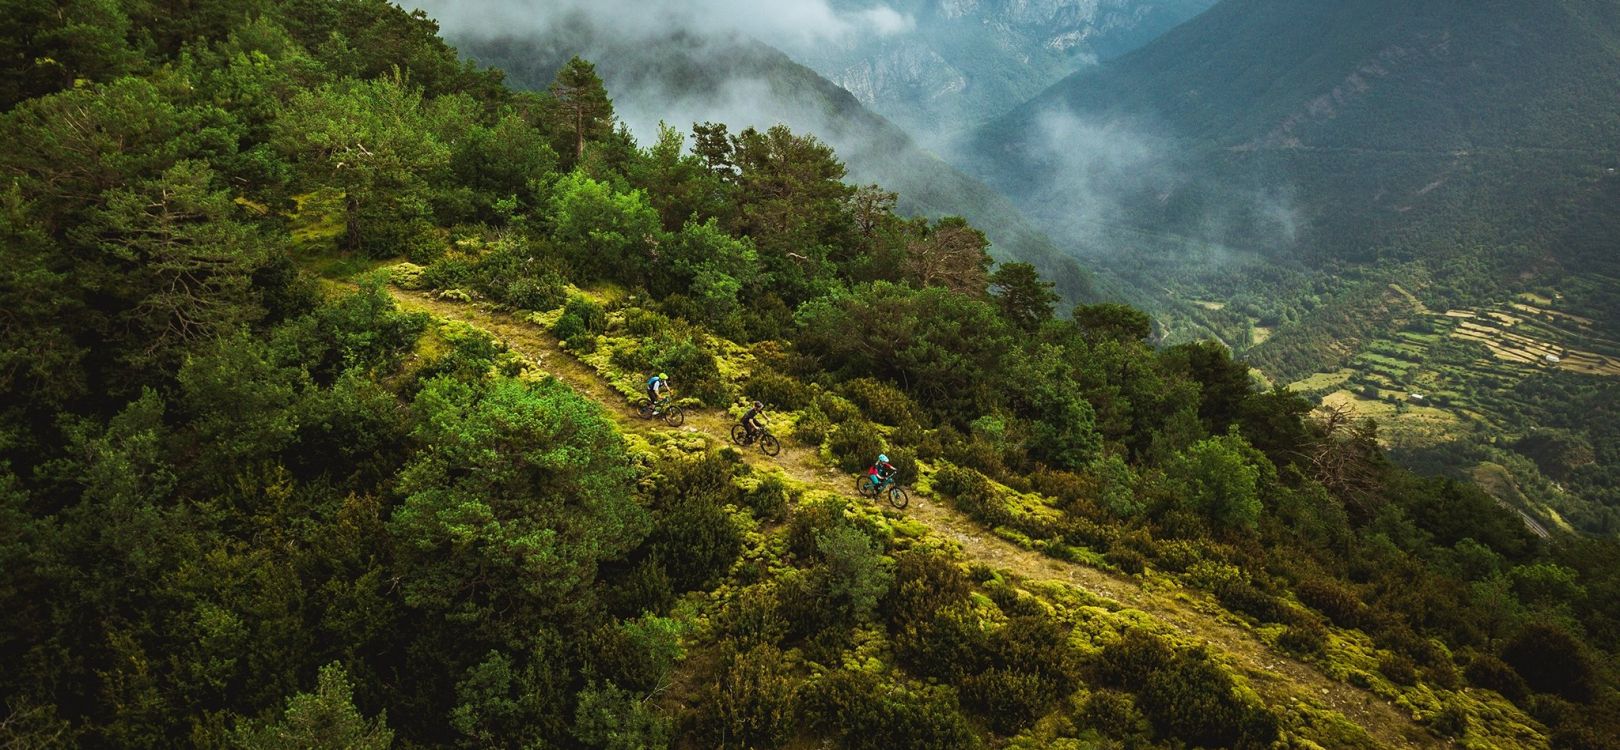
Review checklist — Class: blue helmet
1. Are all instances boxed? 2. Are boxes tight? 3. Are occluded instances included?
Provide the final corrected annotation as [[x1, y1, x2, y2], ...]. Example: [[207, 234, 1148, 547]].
[[878, 454, 889, 463]]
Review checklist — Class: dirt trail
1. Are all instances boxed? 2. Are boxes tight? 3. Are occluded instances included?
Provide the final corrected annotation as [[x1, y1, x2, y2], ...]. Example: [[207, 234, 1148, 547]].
[[387, 289, 1443, 749]]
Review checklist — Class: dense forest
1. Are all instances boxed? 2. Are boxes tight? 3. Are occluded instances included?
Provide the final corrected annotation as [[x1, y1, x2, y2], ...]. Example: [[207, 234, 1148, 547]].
[[2, 1, 1619, 748]]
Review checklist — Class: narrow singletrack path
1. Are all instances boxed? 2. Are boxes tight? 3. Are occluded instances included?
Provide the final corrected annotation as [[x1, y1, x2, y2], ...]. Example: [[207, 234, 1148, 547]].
[[387, 288, 1448, 749]]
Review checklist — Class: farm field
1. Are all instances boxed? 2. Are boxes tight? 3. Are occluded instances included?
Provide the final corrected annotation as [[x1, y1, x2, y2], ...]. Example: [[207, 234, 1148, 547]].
[[1284, 285, 1619, 530]]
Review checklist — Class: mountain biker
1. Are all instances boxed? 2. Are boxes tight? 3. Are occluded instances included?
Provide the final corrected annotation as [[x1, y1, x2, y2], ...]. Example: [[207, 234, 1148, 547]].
[[868, 453, 896, 490], [741, 400, 766, 440], [647, 373, 671, 413]]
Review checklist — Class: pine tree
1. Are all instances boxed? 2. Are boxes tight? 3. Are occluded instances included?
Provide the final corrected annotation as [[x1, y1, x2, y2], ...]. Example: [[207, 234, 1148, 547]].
[[548, 56, 613, 164]]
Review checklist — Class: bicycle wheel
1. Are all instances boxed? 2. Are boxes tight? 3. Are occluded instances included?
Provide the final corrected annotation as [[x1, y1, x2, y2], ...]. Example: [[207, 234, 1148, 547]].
[[759, 433, 781, 457], [730, 424, 748, 445], [854, 476, 874, 498], [662, 405, 685, 427], [886, 485, 910, 509], [637, 399, 655, 419]]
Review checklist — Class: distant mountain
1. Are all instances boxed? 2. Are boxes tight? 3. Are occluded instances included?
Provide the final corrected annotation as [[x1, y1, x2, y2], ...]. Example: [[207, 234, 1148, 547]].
[[435, 18, 1096, 303], [797, 0, 1217, 141], [963, 0, 1620, 276]]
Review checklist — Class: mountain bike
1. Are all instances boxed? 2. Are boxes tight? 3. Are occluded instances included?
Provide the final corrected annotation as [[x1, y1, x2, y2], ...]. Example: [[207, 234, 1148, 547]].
[[729, 423, 781, 456], [856, 473, 909, 509], [637, 398, 685, 427]]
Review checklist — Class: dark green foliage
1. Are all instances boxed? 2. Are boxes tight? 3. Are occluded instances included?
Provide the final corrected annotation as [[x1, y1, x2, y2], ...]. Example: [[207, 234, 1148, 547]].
[[231, 663, 392, 750], [1379, 653, 1419, 687], [468, 241, 569, 311], [685, 644, 798, 750], [804, 670, 980, 750], [1097, 630, 1279, 748], [4, 1, 1617, 746], [1079, 690, 1150, 742], [743, 370, 812, 410], [1426, 701, 1469, 738], [644, 453, 744, 592], [1464, 653, 1529, 702], [826, 418, 886, 473], [1073, 303, 1153, 343], [553, 295, 607, 346], [572, 680, 671, 750], [584, 615, 682, 695], [1502, 622, 1599, 702], [841, 377, 919, 427], [1295, 576, 1370, 629], [743, 474, 791, 522], [990, 261, 1059, 332]]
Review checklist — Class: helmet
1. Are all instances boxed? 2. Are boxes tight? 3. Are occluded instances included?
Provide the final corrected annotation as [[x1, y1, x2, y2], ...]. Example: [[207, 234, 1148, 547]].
[[659, 373, 668, 380], [878, 454, 889, 463], [753, 400, 763, 409]]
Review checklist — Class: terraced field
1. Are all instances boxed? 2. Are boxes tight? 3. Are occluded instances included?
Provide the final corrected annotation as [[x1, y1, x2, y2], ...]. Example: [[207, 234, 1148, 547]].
[[1285, 287, 1618, 529]]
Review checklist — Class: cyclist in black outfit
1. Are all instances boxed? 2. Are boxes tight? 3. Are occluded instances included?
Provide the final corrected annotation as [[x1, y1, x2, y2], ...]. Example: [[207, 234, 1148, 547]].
[[741, 400, 766, 440]]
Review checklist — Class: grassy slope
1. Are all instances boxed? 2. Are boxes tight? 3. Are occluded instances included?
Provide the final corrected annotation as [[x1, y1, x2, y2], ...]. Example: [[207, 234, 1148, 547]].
[[373, 276, 1543, 749]]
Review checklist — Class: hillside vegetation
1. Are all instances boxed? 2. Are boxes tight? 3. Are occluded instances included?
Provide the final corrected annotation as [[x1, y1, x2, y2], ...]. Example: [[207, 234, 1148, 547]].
[[437, 19, 1098, 306], [2, 1, 1619, 749]]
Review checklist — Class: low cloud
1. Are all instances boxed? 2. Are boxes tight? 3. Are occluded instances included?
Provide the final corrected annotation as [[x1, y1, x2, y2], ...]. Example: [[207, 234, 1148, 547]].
[[410, 0, 913, 52]]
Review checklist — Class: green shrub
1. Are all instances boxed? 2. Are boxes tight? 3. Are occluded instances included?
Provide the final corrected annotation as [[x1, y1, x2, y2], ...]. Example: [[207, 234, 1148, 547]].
[[961, 668, 1045, 734], [1186, 561, 1287, 623], [562, 296, 608, 334], [803, 670, 980, 750], [422, 256, 476, 290], [573, 681, 671, 750], [1464, 653, 1528, 702], [811, 525, 895, 623], [744, 370, 812, 410], [1294, 576, 1368, 629], [1137, 647, 1279, 749], [646, 465, 743, 592], [472, 244, 567, 310], [934, 465, 1018, 530], [791, 406, 833, 446], [744, 474, 791, 522], [585, 615, 683, 694], [787, 496, 846, 561], [685, 644, 798, 749], [1425, 702, 1469, 738], [1105, 547, 1148, 575], [553, 312, 588, 342], [1379, 653, 1419, 686], [494, 270, 565, 311], [1502, 622, 1598, 702], [1278, 619, 1327, 657], [826, 419, 884, 473], [883, 550, 972, 631], [1079, 690, 1148, 741], [841, 378, 917, 426], [716, 585, 788, 650], [1096, 630, 1177, 691], [622, 307, 670, 337], [893, 603, 989, 683], [814, 392, 862, 423], [603, 557, 675, 618]]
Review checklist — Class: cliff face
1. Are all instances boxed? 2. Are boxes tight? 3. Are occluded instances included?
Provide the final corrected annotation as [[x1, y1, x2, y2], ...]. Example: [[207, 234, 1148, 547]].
[[798, 0, 1217, 140]]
